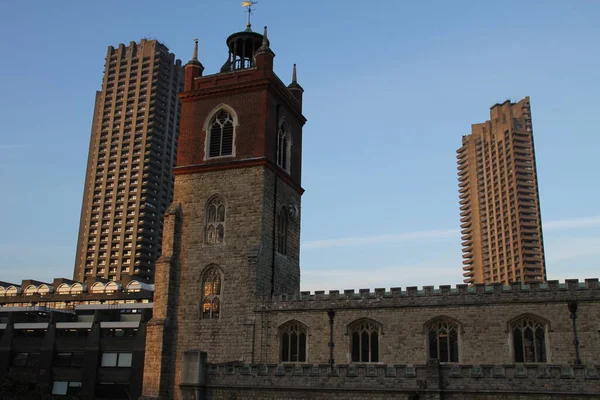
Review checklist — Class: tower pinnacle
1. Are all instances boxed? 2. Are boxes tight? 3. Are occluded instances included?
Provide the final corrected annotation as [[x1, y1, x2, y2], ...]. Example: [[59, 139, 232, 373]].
[[186, 38, 203, 69], [255, 26, 274, 56], [292, 63, 297, 84], [192, 38, 199, 60]]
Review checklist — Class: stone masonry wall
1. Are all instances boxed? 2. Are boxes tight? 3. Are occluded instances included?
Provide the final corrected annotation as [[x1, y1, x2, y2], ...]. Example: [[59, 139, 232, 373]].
[[260, 169, 301, 297], [194, 361, 600, 400], [154, 166, 300, 400], [254, 280, 600, 366]]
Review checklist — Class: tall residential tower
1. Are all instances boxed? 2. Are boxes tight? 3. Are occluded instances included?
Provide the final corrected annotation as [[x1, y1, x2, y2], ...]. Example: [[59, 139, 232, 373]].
[[74, 39, 184, 283], [458, 97, 546, 285]]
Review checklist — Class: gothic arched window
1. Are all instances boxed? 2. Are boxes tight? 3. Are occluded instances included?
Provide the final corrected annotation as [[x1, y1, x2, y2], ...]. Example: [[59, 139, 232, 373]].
[[206, 196, 226, 245], [277, 120, 291, 172], [511, 315, 547, 363], [279, 320, 307, 362], [426, 317, 460, 363], [276, 206, 288, 255], [348, 319, 381, 363], [208, 109, 234, 158], [201, 267, 222, 319]]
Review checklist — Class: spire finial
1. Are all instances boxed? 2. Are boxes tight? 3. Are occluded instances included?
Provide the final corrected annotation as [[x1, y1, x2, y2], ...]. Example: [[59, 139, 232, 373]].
[[242, 1, 258, 30], [262, 26, 269, 47], [292, 64, 297, 84], [192, 38, 199, 60]]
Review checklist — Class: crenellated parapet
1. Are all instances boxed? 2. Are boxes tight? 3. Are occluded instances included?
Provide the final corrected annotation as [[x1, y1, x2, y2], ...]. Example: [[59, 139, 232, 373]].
[[201, 361, 600, 398], [260, 279, 600, 310]]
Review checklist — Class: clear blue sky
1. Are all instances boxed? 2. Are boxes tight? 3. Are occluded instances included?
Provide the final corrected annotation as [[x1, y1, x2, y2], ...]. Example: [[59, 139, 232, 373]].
[[0, 0, 599, 290]]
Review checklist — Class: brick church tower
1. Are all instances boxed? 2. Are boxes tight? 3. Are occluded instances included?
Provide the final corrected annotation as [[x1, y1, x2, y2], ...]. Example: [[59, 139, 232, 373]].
[[141, 26, 306, 399]]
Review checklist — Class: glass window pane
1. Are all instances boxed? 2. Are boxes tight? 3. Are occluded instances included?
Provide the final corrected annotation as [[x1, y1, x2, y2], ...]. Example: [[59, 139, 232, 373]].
[[513, 327, 524, 362], [202, 298, 211, 318], [212, 298, 220, 318], [351, 332, 360, 362], [429, 331, 438, 360], [535, 327, 546, 362], [101, 353, 118, 367], [214, 276, 221, 295], [52, 381, 68, 395], [67, 382, 82, 395], [117, 353, 133, 367], [439, 333, 449, 363], [450, 330, 459, 362], [282, 333, 289, 362], [299, 333, 306, 362], [208, 205, 217, 223], [371, 331, 379, 362], [524, 327, 535, 362], [361, 331, 369, 362], [217, 225, 224, 243], [290, 332, 298, 362]]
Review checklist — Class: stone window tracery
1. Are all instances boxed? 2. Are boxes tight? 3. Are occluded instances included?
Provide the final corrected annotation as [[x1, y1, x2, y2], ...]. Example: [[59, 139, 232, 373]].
[[201, 267, 222, 319], [426, 318, 459, 363], [511, 315, 547, 363], [279, 321, 307, 362], [348, 319, 380, 363], [277, 120, 291, 173], [276, 206, 288, 255], [208, 110, 234, 158], [206, 196, 226, 245]]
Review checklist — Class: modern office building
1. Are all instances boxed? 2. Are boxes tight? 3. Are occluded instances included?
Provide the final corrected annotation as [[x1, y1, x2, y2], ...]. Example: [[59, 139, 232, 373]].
[[74, 39, 184, 283], [458, 97, 546, 285], [0, 278, 153, 399]]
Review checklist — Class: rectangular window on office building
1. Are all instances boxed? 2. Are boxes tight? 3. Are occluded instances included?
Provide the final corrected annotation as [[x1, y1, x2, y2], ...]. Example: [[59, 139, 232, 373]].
[[100, 352, 132, 367], [52, 381, 82, 395]]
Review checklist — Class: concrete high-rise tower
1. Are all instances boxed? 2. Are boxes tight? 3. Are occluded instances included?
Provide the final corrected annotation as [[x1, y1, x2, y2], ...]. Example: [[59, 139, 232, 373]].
[[458, 97, 546, 285], [74, 39, 184, 283]]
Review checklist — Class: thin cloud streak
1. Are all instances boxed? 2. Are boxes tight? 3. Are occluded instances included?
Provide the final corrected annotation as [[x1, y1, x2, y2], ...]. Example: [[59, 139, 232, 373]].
[[543, 216, 600, 230], [302, 229, 459, 249], [545, 236, 600, 262], [302, 264, 463, 292], [302, 216, 600, 250], [0, 144, 25, 149]]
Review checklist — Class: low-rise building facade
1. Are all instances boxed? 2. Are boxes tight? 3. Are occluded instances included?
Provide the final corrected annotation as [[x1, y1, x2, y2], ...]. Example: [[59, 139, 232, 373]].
[[0, 278, 153, 399]]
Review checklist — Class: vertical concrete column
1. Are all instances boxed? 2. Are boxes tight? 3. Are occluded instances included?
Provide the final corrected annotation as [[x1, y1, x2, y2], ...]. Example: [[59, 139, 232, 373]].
[[37, 313, 57, 391], [129, 310, 150, 399], [0, 314, 16, 380], [81, 310, 102, 399]]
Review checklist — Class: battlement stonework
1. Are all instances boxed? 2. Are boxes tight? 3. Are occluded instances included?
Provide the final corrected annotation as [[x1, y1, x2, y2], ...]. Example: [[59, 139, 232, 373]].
[[265, 278, 600, 307], [179, 360, 600, 400]]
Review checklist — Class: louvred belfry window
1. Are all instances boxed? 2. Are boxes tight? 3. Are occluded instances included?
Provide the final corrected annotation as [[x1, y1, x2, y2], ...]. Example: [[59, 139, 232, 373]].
[[277, 121, 291, 172], [208, 110, 234, 158], [206, 196, 226, 244], [202, 267, 222, 319], [277, 207, 288, 255]]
